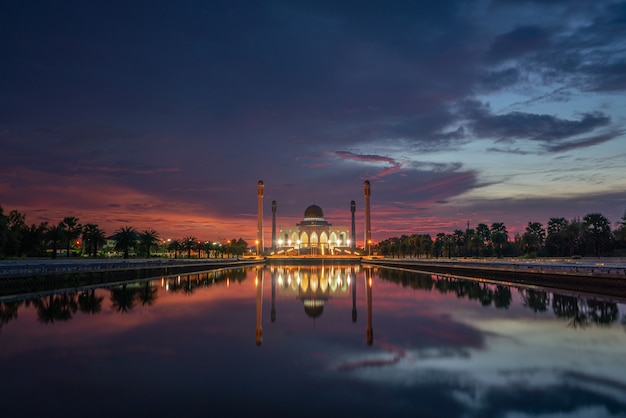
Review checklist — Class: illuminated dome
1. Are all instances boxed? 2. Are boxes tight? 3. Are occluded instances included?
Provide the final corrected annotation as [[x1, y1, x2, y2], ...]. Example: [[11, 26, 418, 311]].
[[304, 204, 324, 220]]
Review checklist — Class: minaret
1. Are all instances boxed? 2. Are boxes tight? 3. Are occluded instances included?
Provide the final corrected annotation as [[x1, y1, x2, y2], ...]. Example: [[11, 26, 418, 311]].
[[255, 268, 264, 346], [365, 268, 373, 346], [272, 200, 277, 251], [257, 181, 264, 255], [364, 180, 371, 255], [350, 200, 356, 250]]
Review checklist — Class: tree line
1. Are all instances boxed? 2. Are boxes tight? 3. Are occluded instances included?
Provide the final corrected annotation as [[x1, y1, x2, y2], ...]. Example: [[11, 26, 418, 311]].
[[0, 205, 248, 259], [375, 211, 626, 258], [378, 268, 622, 328]]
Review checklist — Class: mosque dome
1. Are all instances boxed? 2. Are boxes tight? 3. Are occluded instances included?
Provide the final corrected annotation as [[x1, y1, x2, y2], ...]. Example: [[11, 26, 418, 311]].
[[304, 204, 324, 219]]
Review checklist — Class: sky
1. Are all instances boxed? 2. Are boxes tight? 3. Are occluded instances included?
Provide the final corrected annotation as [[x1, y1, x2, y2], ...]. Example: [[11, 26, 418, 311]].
[[1, 0, 625, 245]]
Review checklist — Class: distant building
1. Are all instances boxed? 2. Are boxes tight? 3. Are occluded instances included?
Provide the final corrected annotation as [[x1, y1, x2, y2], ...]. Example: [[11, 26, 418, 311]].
[[278, 204, 350, 255]]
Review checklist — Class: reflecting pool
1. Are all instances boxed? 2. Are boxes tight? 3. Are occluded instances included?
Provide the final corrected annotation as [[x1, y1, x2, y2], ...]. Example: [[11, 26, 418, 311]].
[[1, 263, 626, 418]]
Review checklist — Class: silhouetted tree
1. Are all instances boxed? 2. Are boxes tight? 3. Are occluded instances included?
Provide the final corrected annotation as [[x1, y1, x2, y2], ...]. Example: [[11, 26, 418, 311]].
[[583, 213, 613, 257], [490, 222, 508, 258], [168, 239, 181, 258], [138, 229, 160, 258], [82, 223, 106, 257], [114, 226, 138, 259], [522, 221, 545, 256], [546, 217, 568, 256], [60, 216, 82, 257], [181, 236, 197, 258]]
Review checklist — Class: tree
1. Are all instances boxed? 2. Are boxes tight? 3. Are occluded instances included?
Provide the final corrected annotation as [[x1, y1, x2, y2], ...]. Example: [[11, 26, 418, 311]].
[[522, 221, 545, 255], [114, 226, 138, 259], [181, 236, 197, 258], [82, 224, 106, 257], [22, 221, 49, 257], [490, 222, 508, 258], [46, 224, 64, 259], [453, 229, 465, 257], [583, 213, 613, 257], [138, 229, 160, 258], [546, 217, 568, 256], [6, 210, 28, 257], [60, 216, 82, 257], [168, 239, 181, 258], [0, 205, 8, 257]]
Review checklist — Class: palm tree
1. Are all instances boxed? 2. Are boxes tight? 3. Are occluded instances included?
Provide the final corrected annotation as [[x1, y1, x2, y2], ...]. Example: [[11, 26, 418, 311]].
[[82, 223, 106, 257], [114, 226, 138, 259], [60, 216, 82, 257], [490, 222, 508, 258], [138, 229, 160, 258], [168, 239, 181, 258], [181, 236, 197, 258], [46, 224, 64, 259]]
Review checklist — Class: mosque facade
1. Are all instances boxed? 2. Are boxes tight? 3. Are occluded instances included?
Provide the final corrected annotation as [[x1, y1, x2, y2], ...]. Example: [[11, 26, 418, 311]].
[[277, 204, 350, 255]]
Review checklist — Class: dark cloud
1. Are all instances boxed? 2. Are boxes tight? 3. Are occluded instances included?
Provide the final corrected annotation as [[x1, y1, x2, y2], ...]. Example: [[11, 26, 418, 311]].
[[486, 25, 551, 63], [461, 100, 613, 150], [544, 130, 625, 152]]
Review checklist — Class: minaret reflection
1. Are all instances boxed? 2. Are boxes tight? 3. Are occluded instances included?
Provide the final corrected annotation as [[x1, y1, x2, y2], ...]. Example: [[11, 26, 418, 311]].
[[255, 268, 264, 346], [271, 267, 276, 323], [365, 268, 373, 346], [351, 266, 357, 323]]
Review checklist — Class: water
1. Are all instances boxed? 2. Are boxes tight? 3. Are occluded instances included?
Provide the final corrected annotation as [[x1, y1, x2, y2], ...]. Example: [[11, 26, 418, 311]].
[[1, 263, 625, 418]]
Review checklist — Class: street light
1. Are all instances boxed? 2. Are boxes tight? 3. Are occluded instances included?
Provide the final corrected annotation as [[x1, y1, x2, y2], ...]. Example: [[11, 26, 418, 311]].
[[297, 240, 301, 256], [368, 239, 372, 256]]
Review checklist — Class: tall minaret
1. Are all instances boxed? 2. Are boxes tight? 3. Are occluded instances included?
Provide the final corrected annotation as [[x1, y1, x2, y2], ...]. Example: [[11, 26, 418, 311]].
[[257, 181, 264, 255], [350, 200, 356, 250], [365, 268, 373, 346], [271, 200, 277, 251], [364, 180, 371, 255], [255, 268, 264, 346]]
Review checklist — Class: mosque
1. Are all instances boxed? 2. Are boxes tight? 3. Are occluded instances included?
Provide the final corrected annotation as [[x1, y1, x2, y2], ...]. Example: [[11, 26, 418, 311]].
[[277, 204, 350, 255], [256, 180, 372, 256]]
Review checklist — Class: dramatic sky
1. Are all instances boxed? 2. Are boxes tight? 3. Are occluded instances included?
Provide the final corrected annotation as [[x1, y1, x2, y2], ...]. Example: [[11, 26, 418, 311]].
[[2, 0, 625, 244]]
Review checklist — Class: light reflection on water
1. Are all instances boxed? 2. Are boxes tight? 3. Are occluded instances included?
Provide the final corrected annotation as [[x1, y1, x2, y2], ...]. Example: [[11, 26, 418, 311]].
[[1, 263, 625, 418]]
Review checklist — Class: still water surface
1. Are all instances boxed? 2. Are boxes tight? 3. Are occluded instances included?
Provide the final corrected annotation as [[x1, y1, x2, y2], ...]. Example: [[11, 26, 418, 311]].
[[1, 263, 625, 417]]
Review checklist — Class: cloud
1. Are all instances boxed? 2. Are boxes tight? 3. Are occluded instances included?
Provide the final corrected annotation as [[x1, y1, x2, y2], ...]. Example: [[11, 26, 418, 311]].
[[460, 100, 615, 151], [486, 25, 551, 63], [334, 151, 405, 178]]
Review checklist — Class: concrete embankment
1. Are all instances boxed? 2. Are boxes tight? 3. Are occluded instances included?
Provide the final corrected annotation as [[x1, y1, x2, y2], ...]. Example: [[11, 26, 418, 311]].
[[363, 258, 626, 299], [0, 258, 264, 295]]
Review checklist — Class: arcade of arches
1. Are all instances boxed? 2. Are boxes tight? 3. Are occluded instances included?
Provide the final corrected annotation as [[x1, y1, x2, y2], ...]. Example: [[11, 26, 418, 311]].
[[278, 204, 350, 255]]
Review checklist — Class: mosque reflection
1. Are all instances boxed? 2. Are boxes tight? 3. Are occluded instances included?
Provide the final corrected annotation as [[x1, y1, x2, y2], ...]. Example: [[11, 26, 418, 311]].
[[1, 265, 624, 339], [255, 264, 374, 346]]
